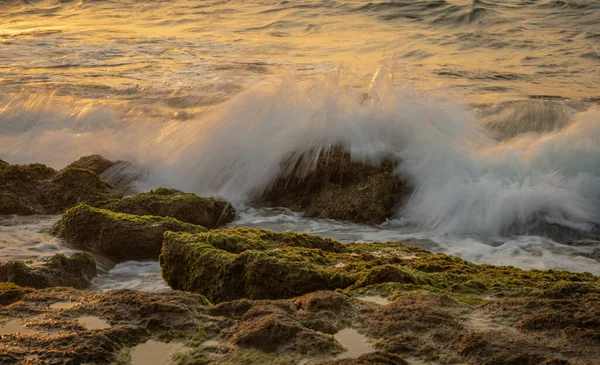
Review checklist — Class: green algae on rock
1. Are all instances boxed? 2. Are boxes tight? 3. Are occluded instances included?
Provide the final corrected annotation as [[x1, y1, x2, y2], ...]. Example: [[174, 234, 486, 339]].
[[0, 159, 118, 215], [63, 154, 118, 176], [53, 205, 206, 262], [2, 284, 599, 364], [161, 227, 600, 305], [96, 187, 236, 228], [262, 147, 411, 225], [0, 252, 97, 290], [160, 228, 356, 303], [0, 282, 34, 306]]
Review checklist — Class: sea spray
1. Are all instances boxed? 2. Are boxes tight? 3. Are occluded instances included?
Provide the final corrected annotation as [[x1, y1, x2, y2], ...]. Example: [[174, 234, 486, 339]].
[[1, 69, 599, 238]]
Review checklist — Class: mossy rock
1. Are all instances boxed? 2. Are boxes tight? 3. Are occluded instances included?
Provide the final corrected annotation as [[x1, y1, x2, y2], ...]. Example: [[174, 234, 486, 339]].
[[0, 253, 97, 289], [0, 159, 9, 168], [160, 229, 355, 303], [38, 167, 115, 213], [96, 187, 236, 228], [0, 282, 34, 305], [63, 154, 117, 175], [262, 147, 411, 224], [53, 205, 206, 262], [0, 160, 119, 215], [161, 227, 600, 303]]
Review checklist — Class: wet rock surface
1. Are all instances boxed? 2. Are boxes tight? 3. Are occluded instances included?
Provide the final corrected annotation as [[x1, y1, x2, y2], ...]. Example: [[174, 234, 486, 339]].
[[53, 205, 205, 262], [63, 154, 119, 176], [262, 147, 411, 225], [0, 252, 96, 289], [1, 155, 599, 364], [1, 282, 599, 364], [0, 159, 119, 215], [160, 226, 599, 303], [96, 187, 236, 228]]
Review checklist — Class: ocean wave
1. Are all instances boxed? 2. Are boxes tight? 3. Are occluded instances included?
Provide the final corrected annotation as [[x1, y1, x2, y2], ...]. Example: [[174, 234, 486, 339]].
[[2, 68, 599, 238]]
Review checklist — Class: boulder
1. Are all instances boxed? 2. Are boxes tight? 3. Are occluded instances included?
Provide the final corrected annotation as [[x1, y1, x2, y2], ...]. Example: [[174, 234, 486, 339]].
[[0, 160, 117, 215], [53, 205, 205, 262], [63, 154, 117, 176], [64, 154, 147, 193], [96, 187, 235, 228], [0, 252, 97, 289], [262, 147, 411, 225], [160, 228, 355, 303]]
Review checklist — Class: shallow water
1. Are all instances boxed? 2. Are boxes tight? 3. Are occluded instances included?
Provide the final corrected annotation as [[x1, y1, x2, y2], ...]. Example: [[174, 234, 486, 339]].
[[77, 315, 111, 330], [130, 340, 185, 365], [0, 319, 36, 335], [334, 328, 376, 359], [0, 0, 599, 291]]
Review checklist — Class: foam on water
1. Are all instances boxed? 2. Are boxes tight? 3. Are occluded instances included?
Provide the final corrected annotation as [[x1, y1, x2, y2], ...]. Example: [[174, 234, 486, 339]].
[[1, 68, 599, 238], [1, 67, 599, 283]]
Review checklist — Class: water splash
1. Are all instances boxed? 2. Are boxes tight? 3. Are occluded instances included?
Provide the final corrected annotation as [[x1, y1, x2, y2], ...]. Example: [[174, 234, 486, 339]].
[[1, 68, 599, 238]]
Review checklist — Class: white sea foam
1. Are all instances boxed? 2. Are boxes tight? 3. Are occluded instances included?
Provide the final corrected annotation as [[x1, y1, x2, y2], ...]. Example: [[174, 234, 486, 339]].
[[1, 69, 599, 239]]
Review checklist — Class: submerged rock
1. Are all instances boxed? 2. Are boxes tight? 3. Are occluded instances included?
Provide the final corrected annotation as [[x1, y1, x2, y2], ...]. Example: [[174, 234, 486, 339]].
[[0, 160, 118, 215], [53, 205, 206, 262], [262, 147, 411, 225], [97, 187, 235, 228], [0, 252, 97, 289]]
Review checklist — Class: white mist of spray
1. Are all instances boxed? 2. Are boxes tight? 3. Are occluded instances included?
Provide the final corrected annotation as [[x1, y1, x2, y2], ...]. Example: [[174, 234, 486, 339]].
[[1, 68, 599, 237]]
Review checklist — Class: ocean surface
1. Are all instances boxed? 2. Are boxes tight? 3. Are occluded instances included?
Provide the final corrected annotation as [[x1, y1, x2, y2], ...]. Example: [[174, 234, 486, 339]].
[[0, 0, 599, 291]]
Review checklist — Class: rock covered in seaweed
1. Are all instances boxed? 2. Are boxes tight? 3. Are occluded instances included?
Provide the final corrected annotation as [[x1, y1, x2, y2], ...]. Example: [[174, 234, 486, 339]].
[[160, 227, 600, 305], [0, 159, 118, 215], [160, 228, 355, 303], [96, 187, 236, 228], [63, 154, 118, 176], [53, 205, 206, 262], [262, 147, 411, 225], [65, 154, 147, 193], [2, 282, 599, 364], [0, 252, 97, 289], [0, 282, 34, 305]]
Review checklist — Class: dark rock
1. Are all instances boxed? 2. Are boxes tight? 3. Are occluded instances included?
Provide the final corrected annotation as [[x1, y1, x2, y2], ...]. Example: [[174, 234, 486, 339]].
[[160, 227, 600, 305], [96, 187, 235, 228], [321, 352, 409, 365], [262, 147, 411, 225], [0, 253, 97, 289], [53, 204, 205, 262], [0, 160, 117, 215], [229, 303, 341, 354], [160, 228, 355, 303], [0, 282, 34, 306], [63, 154, 118, 176]]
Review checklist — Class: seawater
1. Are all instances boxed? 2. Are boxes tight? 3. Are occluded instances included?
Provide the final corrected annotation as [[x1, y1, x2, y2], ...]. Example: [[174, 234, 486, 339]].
[[0, 0, 599, 291]]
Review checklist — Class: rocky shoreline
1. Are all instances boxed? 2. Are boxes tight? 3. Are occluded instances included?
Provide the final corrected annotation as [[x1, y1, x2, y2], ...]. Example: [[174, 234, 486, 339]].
[[1, 155, 599, 364]]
